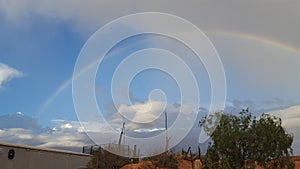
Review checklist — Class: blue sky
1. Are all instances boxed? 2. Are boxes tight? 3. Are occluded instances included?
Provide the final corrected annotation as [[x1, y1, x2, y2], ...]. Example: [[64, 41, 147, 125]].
[[0, 1, 300, 155], [0, 15, 82, 122]]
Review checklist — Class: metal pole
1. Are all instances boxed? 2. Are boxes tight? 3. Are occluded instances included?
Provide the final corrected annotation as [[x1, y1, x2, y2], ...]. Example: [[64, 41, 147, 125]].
[[165, 112, 168, 152]]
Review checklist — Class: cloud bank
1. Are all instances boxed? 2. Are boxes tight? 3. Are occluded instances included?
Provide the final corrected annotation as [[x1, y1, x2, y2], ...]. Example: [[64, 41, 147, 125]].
[[0, 113, 93, 152], [1, 103, 300, 155]]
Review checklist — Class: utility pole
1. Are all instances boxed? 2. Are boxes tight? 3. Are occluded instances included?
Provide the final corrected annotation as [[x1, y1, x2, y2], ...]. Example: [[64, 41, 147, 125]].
[[118, 122, 125, 145], [165, 112, 169, 153]]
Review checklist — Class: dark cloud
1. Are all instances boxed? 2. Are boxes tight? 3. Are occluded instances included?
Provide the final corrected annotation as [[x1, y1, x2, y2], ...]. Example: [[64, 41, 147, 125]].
[[0, 113, 41, 130]]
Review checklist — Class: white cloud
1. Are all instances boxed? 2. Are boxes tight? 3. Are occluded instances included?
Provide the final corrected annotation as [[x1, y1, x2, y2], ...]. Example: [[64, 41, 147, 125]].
[[118, 100, 167, 124], [0, 128, 38, 145], [52, 119, 77, 129], [18, 133, 33, 139], [0, 114, 94, 151], [0, 63, 22, 88], [114, 100, 197, 133], [0, 126, 93, 152], [269, 105, 300, 129], [134, 127, 165, 133], [16, 111, 23, 116], [37, 131, 89, 148], [61, 123, 72, 129], [51, 118, 110, 133], [268, 105, 300, 155]]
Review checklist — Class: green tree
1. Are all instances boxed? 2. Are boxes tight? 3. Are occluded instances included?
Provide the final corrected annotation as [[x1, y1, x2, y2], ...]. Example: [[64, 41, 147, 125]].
[[200, 109, 294, 169]]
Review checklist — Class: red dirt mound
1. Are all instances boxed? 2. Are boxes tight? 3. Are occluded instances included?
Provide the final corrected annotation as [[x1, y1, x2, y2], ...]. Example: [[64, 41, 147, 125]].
[[121, 161, 153, 169], [121, 159, 194, 169]]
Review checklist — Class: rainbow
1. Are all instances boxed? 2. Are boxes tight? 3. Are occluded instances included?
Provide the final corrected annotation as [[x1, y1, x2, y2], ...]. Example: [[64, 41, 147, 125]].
[[207, 30, 300, 56], [38, 30, 300, 115]]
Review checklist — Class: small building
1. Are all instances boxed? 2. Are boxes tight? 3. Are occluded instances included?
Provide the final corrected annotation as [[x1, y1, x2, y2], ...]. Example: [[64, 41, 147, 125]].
[[0, 142, 91, 169]]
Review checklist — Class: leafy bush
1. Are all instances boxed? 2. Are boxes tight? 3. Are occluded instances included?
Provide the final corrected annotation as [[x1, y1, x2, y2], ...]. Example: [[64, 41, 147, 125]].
[[200, 109, 294, 169]]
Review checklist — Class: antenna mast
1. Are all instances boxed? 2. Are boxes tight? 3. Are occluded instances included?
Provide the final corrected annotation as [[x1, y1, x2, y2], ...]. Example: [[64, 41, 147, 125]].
[[118, 122, 125, 145], [165, 112, 169, 152]]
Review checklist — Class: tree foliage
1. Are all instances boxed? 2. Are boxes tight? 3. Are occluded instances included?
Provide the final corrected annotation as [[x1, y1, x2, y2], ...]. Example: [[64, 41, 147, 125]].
[[200, 109, 294, 169]]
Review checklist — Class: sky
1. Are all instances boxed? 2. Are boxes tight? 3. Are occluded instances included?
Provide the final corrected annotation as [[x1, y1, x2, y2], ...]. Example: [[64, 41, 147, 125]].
[[0, 0, 300, 155]]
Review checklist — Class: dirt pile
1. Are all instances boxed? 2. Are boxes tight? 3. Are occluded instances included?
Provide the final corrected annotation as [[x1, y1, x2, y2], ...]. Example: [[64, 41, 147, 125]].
[[121, 161, 153, 169], [121, 159, 195, 169], [122, 156, 300, 169]]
